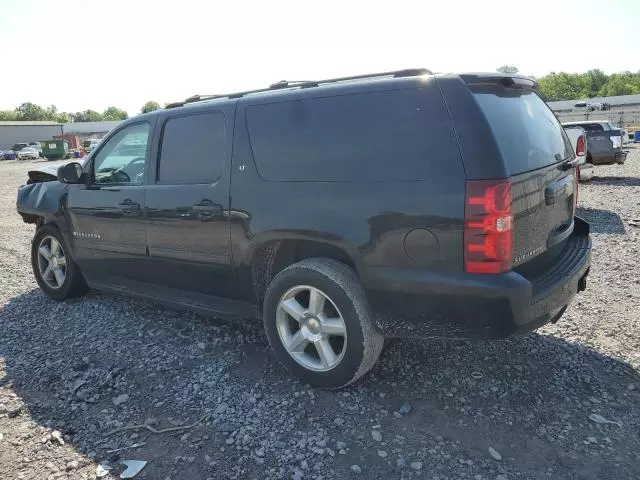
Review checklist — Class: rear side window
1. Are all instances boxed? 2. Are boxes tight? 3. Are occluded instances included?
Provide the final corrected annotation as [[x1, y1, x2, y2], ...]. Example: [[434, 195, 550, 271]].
[[246, 87, 462, 182], [158, 111, 226, 184], [471, 85, 573, 175]]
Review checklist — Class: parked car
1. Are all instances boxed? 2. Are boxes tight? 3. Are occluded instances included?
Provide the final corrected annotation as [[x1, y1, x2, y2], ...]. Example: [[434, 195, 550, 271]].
[[16, 147, 40, 160], [563, 125, 594, 181], [82, 139, 101, 153], [562, 120, 626, 165], [16, 70, 591, 388], [1, 149, 16, 160], [12, 142, 29, 153], [29, 142, 44, 158]]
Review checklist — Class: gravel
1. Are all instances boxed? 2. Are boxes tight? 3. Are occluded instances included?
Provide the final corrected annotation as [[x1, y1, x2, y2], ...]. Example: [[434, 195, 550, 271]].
[[1, 151, 640, 479]]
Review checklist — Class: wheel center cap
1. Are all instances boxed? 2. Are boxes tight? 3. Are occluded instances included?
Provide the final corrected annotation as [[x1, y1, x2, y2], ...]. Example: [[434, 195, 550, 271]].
[[51, 257, 58, 268], [301, 315, 322, 341]]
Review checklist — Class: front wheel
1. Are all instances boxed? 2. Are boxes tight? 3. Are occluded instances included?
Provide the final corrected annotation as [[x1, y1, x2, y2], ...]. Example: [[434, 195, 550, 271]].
[[31, 224, 88, 301], [263, 258, 383, 389]]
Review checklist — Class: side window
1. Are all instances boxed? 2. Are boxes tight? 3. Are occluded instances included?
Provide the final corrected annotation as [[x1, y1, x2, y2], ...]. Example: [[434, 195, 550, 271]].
[[157, 112, 226, 184], [246, 87, 462, 182], [93, 123, 150, 185]]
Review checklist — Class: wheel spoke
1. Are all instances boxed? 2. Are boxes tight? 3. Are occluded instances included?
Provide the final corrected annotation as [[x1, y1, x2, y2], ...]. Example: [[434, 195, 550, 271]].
[[316, 337, 338, 369], [308, 288, 325, 316], [38, 245, 51, 259], [50, 237, 60, 256], [56, 256, 66, 266], [280, 298, 306, 321], [286, 331, 309, 352], [53, 268, 65, 287], [42, 265, 52, 280], [320, 317, 346, 336]]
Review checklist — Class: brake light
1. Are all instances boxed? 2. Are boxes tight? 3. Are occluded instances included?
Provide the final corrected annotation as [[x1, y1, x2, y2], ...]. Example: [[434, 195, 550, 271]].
[[576, 135, 586, 156], [464, 180, 513, 274]]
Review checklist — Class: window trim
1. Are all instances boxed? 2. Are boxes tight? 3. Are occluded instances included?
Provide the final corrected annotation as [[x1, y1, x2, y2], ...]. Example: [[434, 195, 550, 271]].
[[87, 120, 152, 187], [155, 110, 227, 186]]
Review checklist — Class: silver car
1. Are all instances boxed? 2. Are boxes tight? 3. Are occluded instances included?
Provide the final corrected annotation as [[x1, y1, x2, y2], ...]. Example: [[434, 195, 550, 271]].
[[17, 147, 40, 160]]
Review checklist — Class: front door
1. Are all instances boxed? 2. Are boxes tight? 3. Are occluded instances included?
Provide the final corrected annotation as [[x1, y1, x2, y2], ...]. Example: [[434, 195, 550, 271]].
[[66, 121, 153, 283], [143, 107, 233, 298]]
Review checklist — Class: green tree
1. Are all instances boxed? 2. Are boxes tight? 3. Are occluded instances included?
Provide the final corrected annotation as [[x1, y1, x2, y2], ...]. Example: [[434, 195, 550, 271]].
[[537, 72, 587, 101], [15, 102, 47, 121], [0, 110, 18, 121], [73, 110, 103, 122], [43, 105, 59, 121], [103, 106, 129, 121], [141, 101, 161, 114], [598, 72, 640, 97], [497, 66, 519, 74], [56, 112, 72, 123], [582, 69, 608, 97]]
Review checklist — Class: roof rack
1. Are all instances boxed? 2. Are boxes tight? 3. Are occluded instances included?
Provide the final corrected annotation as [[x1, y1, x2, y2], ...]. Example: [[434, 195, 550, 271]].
[[165, 68, 432, 109]]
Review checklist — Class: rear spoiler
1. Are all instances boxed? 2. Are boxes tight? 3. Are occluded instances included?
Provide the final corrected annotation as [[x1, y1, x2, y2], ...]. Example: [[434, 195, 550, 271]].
[[460, 73, 538, 90]]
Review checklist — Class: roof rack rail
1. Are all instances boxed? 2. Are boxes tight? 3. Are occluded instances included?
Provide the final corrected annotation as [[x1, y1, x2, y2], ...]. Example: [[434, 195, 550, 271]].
[[165, 68, 432, 109]]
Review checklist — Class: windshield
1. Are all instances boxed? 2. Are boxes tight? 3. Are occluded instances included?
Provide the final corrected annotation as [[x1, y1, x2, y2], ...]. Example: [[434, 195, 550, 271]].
[[472, 85, 573, 175]]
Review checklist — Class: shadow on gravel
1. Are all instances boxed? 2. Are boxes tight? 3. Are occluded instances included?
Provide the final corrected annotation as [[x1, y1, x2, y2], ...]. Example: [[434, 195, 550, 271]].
[[2, 288, 640, 479], [577, 206, 626, 235], [591, 176, 640, 187]]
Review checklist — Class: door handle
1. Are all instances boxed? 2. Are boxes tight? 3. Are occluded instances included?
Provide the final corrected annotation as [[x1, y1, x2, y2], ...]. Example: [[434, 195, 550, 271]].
[[193, 200, 223, 220], [118, 200, 140, 213], [193, 201, 222, 213]]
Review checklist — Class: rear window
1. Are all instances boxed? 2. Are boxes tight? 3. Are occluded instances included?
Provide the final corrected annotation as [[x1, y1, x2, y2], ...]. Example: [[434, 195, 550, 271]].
[[471, 86, 573, 175], [580, 123, 604, 132], [246, 87, 462, 182]]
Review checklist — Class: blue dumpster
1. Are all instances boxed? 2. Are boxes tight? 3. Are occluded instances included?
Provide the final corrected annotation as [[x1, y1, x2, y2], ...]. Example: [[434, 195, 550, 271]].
[[634, 131, 640, 143]]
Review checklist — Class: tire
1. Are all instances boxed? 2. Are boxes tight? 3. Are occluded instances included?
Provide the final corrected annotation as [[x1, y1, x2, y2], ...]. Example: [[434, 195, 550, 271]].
[[263, 258, 384, 389], [31, 224, 88, 301]]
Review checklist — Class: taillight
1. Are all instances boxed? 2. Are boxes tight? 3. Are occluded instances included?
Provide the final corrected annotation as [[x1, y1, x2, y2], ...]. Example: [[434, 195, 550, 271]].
[[464, 180, 513, 274], [576, 135, 586, 156]]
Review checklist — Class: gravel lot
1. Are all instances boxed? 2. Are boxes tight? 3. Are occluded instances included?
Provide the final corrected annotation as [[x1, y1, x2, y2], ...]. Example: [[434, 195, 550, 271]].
[[1, 152, 639, 480]]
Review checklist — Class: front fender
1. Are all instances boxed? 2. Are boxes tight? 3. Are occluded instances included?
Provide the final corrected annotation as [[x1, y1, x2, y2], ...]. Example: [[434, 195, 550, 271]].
[[16, 181, 69, 229]]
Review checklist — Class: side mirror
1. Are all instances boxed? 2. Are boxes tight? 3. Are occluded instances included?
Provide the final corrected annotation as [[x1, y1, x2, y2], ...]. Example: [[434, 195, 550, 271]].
[[57, 162, 83, 184]]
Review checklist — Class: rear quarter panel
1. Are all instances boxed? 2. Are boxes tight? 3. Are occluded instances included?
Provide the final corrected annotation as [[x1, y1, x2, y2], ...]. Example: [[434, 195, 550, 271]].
[[228, 82, 466, 303]]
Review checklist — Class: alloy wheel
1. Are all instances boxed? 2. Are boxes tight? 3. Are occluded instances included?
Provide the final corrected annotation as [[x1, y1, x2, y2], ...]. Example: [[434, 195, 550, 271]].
[[275, 285, 347, 372], [37, 235, 67, 289]]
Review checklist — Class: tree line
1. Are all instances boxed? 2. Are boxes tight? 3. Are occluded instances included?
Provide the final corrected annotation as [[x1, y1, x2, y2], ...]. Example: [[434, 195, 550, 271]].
[[497, 66, 640, 101], [0, 101, 164, 123], [3, 68, 640, 123]]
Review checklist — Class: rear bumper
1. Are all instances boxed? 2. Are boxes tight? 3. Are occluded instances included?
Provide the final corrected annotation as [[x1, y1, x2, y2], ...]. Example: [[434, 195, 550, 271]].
[[364, 217, 591, 339], [592, 150, 627, 164], [615, 151, 627, 163]]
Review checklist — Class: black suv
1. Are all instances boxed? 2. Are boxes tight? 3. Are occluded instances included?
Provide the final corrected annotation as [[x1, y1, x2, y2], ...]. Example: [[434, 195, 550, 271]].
[[17, 69, 591, 388]]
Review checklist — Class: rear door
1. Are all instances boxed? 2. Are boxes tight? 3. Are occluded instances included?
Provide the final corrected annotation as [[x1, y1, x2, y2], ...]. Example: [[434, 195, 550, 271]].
[[142, 106, 234, 298], [466, 79, 577, 267]]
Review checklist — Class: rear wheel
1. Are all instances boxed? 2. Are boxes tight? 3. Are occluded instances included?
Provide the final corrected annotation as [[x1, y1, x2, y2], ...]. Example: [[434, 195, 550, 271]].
[[31, 224, 88, 301], [263, 258, 383, 389]]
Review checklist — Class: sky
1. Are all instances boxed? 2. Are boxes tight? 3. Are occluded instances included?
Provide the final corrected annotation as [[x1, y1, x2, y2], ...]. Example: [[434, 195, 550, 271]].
[[1, 0, 638, 116]]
